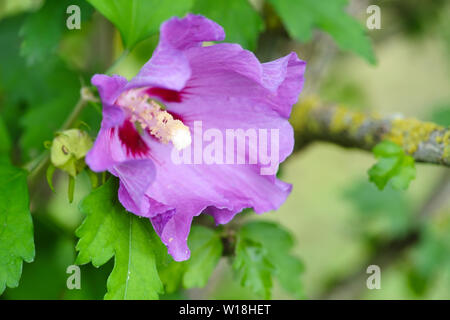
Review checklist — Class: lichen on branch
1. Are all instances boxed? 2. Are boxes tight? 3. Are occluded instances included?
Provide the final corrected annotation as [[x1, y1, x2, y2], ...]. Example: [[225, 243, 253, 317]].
[[291, 97, 450, 167]]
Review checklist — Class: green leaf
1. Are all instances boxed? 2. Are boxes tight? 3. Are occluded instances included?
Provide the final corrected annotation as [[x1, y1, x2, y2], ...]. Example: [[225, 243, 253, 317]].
[[266, 0, 376, 64], [233, 236, 274, 299], [343, 179, 411, 236], [406, 213, 450, 296], [368, 140, 416, 190], [4, 219, 111, 300], [0, 14, 97, 160], [20, 0, 68, 65], [0, 162, 35, 294], [0, 13, 80, 158], [3, 220, 76, 299], [20, 0, 94, 65], [87, 0, 193, 49], [158, 225, 223, 293], [0, 116, 11, 156], [46, 164, 56, 192], [192, 0, 264, 50], [0, 15, 37, 142], [20, 59, 81, 159], [158, 256, 185, 294], [75, 178, 164, 300], [183, 225, 223, 288], [237, 221, 304, 298]]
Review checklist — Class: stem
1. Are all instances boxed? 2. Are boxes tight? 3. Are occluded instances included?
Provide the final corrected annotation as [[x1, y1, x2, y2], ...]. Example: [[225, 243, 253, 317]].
[[60, 96, 89, 131], [26, 151, 50, 184]]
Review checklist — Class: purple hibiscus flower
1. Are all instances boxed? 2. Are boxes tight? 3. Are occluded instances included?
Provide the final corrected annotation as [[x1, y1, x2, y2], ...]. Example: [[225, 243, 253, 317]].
[[86, 14, 306, 261]]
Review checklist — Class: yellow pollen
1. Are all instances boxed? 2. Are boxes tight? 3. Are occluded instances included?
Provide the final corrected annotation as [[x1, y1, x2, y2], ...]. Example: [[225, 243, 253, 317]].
[[117, 89, 191, 150]]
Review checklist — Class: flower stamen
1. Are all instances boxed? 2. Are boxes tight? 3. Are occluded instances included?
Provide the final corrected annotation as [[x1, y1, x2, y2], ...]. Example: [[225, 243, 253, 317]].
[[117, 89, 191, 150]]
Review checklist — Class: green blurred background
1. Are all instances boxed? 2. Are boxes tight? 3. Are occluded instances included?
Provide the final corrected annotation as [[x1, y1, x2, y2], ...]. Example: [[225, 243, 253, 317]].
[[0, 0, 449, 299]]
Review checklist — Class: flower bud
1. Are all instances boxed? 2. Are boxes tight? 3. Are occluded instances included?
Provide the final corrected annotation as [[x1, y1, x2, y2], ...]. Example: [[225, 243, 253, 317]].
[[50, 129, 93, 177]]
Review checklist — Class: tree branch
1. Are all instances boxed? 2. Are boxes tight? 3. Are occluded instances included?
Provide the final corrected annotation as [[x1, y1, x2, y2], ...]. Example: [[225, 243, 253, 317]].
[[291, 97, 450, 167]]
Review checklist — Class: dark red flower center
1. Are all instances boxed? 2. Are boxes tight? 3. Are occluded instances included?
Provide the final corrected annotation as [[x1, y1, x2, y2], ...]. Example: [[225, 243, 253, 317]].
[[116, 120, 150, 157], [146, 87, 183, 103]]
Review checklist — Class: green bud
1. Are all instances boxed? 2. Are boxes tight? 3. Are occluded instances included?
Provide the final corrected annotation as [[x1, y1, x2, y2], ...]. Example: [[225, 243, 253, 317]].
[[50, 129, 93, 177]]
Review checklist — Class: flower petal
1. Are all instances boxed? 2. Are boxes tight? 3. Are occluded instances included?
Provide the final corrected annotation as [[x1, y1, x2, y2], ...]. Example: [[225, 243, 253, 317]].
[[180, 44, 305, 118], [127, 47, 191, 92], [86, 120, 150, 172], [164, 45, 298, 165], [159, 14, 225, 50], [91, 74, 127, 128], [126, 15, 225, 93], [262, 52, 306, 117], [135, 41, 304, 261], [141, 135, 292, 260], [85, 128, 116, 172], [113, 159, 156, 217], [151, 209, 192, 261], [92, 74, 128, 105]]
